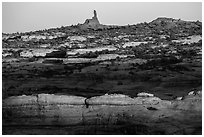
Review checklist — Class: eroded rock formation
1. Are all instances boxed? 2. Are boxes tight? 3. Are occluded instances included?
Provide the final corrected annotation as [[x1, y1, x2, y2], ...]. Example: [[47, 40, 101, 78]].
[[79, 10, 106, 30], [3, 91, 202, 134], [84, 10, 100, 26]]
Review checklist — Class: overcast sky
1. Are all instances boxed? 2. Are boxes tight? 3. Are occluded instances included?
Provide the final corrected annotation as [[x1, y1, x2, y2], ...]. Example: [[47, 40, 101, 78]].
[[2, 2, 202, 33]]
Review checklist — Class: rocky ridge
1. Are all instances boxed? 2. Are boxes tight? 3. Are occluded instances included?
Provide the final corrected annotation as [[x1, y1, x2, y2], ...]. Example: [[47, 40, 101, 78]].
[[3, 90, 201, 134]]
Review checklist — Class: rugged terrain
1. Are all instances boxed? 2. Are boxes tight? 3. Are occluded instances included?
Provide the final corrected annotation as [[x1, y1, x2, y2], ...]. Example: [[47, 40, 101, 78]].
[[2, 91, 202, 134], [2, 11, 202, 134]]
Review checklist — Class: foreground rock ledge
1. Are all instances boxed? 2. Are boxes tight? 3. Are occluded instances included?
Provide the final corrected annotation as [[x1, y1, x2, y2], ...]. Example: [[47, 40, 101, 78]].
[[2, 92, 202, 135]]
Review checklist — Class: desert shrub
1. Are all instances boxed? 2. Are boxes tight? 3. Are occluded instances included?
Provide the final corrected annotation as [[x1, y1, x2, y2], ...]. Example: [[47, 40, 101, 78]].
[[117, 81, 123, 85]]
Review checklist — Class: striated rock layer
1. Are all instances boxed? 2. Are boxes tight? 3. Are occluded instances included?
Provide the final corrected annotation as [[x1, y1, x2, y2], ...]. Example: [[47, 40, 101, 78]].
[[2, 91, 202, 135]]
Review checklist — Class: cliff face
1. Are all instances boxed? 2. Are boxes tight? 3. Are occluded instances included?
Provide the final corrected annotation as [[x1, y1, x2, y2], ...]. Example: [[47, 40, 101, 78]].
[[3, 91, 202, 134]]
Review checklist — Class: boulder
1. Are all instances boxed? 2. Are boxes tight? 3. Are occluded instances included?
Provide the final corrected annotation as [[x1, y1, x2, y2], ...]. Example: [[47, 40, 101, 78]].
[[20, 49, 58, 58], [137, 92, 154, 97], [45, 50, 66, 58], [187, 90, 201, 96], [68, 36, 87, 42], [176, 97, 183, 100], [122, 42, 148, 48], [134, 96, 171, 109], [171, 90, 202, 111]]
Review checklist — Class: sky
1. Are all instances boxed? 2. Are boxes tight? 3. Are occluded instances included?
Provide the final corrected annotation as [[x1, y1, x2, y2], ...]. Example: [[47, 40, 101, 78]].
[[2, 2, 202, 33]]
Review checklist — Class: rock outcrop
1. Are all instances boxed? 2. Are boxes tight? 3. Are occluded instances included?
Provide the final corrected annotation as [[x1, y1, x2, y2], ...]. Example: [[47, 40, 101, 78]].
[[20, 49, 58, 58], [2, 91, 202, 134], [84, 10, 100, 26], [79, 10, 106, 30], [150, 17, 201, 30]]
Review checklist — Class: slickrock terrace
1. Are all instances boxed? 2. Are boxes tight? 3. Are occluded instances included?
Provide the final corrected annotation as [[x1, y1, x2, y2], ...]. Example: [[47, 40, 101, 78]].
[[3, 91, 202, 135]]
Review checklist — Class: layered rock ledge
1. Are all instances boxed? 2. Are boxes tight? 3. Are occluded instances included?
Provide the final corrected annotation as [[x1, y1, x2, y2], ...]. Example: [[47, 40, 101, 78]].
[[2, 91, 202, 134]]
